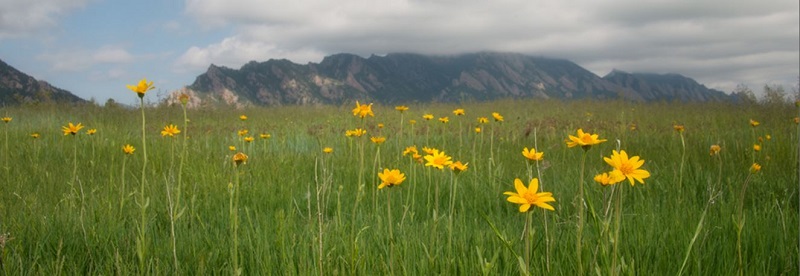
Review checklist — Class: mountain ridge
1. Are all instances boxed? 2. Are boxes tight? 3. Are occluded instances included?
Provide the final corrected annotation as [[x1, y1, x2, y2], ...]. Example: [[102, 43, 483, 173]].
[[0, 59, 86, 105], [168, 52, 731, 107]]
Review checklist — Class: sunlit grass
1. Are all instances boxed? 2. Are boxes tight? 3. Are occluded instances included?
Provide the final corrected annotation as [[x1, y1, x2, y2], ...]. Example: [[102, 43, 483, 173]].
[[0, 99, 797, 275]]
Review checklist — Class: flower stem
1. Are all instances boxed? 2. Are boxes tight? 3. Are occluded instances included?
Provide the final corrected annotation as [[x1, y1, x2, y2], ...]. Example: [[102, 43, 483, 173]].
[[678, 132, 686, 189], [611, 184, 623, 276], [387, 190, 394, 276], [137, 97, 148, 273], [577, 151, 587, 276]]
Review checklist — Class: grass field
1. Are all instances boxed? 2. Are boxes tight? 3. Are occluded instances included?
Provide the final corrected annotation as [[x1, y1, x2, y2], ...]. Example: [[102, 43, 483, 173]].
[[0, 98, 798, 275]]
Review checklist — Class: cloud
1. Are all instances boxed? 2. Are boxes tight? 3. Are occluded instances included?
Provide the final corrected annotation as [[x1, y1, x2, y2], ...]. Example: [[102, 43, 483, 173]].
[[37, 45, 134, 72], [180, 0, 799, 93], [173, 36, 325, 72], [0, 0, 89, 38]]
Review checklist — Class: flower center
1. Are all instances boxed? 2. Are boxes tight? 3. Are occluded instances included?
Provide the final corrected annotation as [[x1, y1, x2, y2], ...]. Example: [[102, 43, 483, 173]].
[[619, 163, 635, 175], [522, 192, 538, 204]]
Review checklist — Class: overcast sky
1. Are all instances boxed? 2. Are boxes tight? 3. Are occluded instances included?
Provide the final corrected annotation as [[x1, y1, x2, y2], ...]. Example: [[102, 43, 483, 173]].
[[1, 0, 797, 105]]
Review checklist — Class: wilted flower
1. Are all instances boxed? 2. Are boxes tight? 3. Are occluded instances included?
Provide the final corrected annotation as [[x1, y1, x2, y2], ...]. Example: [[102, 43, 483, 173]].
[[232, 152, 248, 166], [522, 147, 544, 161], [566, 129, 607, 149], [453, 109, 465, 116], [795, 117, 800, 124], [126, 78, 155, 98], [673, 124, 685, 132], [603, 150, 651, 186], [62, 122, 84, 136], [629, 124, 637, 131], [503, 178, 556, 212], [123, 144, 135, 155], [378, 168, 406, 189], [492, 112, 503, 122], [710, 144, 721, 156], [161, 124, 181, 137], [352, 101, 374, 118], [409, 119, 417, 125], [178, 93, 190, 105]]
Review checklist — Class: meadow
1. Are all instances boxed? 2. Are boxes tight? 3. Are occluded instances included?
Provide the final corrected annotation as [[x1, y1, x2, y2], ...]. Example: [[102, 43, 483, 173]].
[[0, 96, 798, 275]]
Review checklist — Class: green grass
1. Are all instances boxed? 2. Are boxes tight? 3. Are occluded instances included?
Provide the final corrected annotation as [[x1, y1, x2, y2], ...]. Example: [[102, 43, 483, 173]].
[[0, 99, 797, 275]]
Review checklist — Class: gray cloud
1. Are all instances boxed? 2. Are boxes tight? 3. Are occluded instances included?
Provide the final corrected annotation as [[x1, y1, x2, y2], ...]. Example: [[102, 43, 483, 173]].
[[180, 0, 799, 93]]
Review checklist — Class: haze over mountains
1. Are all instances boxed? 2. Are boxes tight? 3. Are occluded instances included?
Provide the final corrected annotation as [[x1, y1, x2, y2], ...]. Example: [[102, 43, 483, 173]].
[[1, 52, 735, 106]]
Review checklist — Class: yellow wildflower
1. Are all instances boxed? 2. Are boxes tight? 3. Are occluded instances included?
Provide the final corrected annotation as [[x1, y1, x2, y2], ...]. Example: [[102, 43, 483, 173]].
[[710, 144, 721, 156], [603, 150, 651, 186], [503, 178, 556, 212], [123, 144, 135, 155], [522, 147, 544, 161], [453, 108, 465, 116], [232, 152, 248, 166], [449, 161, 468, 174], [62, 122, 84, 136], [161, 124, 181, 137], [750, 163, 761, 173], [352, 101, 374, 118], [378, 168, 406, 189], [424, 150, 453, 170], [422, 114, 434, 121], [395, 106, 409, 112], [370, 136, 386, 145], [492, 112, 503, 122], [566, 129, 607, 149], [126, 78, 155, 97]]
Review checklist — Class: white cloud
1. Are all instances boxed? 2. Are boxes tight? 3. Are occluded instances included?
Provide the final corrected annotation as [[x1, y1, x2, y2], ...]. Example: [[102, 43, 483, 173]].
[[173, 36, 325, 72], [0, 0, 89, 38], [37, 45, 134, 71], [179, 0, 798, 93]]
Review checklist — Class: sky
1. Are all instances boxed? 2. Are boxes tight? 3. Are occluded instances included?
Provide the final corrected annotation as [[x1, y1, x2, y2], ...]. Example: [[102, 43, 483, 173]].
[[0, 0, 797, 105]]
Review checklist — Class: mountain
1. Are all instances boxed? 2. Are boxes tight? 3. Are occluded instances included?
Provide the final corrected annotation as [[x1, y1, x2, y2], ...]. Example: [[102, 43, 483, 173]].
[[602, 69, 730, 102], [170, 52, 730, 107], [0, 59, 85, 105]]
